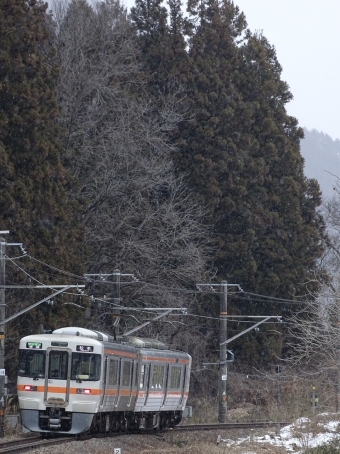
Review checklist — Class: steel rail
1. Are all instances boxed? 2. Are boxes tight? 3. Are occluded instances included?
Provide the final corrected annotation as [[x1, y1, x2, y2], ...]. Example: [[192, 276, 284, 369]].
[[175, 421, 290, 431], [0, 436, 72, 453]]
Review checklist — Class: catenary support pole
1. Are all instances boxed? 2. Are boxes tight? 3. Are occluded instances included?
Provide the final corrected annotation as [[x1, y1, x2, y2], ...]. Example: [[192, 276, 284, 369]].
[[112, 269, 121, 337], [276, 365, 281, 433], [218, 282, 227, 423], [197, 281, 280, 423], [0, 237, 6, 437], [113, 269, 120, 306]]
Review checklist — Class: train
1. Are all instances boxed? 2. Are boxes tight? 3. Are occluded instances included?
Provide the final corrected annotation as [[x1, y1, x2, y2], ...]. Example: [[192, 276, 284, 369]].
[[17, 326, 192, 435]]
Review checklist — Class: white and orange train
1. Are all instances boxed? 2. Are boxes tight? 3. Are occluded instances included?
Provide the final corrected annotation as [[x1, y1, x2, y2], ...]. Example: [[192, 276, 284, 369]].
[[17, 327, 191, 435]]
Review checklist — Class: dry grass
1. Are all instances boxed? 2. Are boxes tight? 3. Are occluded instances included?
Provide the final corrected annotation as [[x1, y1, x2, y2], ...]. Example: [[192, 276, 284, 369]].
[[186, 369, 340, 425]]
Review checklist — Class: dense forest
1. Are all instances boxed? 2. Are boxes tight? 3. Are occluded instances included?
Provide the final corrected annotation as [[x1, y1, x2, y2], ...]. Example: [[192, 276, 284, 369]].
[[0, 0, 331, 398]]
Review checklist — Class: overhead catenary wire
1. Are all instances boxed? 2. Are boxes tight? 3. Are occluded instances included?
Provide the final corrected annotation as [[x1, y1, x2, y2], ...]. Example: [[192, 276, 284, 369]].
[[4, 255, 85, 301], [23, 254, 85, 281], [5, 254, 46, 287], [4, 252, 318, 308]]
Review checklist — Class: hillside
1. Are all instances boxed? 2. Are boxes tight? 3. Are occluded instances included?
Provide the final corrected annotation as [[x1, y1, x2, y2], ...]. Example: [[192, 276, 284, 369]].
[[300, 128, 340, 200]]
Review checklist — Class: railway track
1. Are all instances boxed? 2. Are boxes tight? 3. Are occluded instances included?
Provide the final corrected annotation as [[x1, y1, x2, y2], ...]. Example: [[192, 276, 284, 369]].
[[0, 421, 289, 452], [175, 421, 289, 431], [0, 435, 73, 453]]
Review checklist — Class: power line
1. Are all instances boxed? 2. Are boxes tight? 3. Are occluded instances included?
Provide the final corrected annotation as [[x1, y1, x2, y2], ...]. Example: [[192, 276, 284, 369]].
[[25, 255, 85, 281], [241, 291, 310, 303], [233, 294, 309, 306], [3, 254, 27, 261], [5, 250, 317, 306], [5, 254, 45, 287]]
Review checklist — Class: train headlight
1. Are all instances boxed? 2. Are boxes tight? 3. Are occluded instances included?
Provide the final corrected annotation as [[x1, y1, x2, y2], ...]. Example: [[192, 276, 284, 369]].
[[76, 388, 91, 394]]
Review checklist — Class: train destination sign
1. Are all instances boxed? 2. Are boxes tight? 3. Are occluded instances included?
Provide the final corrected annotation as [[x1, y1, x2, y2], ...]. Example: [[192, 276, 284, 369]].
[[76, 345, 94, 352], [26, 342, 42, 349]]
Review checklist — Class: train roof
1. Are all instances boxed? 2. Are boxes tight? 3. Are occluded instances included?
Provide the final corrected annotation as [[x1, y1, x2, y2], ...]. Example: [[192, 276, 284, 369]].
[[19, 327, 191, 356], [52, 327, 169, 349], [54, 327, 178, 351], [53, 327, 112, 341]]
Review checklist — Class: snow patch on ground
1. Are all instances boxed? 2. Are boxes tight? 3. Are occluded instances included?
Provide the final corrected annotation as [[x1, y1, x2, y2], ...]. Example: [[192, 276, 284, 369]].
[[220, 414, 340, 453]]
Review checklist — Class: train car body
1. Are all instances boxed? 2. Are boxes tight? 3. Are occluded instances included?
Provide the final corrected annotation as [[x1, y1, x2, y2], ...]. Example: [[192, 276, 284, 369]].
[[17, 327, 191, 435]]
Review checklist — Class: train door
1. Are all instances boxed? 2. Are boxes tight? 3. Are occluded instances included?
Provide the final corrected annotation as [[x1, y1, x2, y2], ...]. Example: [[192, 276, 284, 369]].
[[104, 358, 120, 410], [143, 363, 151, 407], [149, 364, 165, 410], [44, 348, 72, 407], [119, 360, 132, 410], [100, 356, 108, 407], [180, 365, 188, 408], [162, 364, 170, 407], [127, 360, 136, 408]]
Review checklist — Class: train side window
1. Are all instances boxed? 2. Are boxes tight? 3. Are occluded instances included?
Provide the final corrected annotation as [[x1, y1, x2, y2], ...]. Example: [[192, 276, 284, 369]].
[[122, 361, 132, 386], [139, 364, 145, 388], [170, 366, 182, 388], [151, 365, 165, 389], [108, 359, 119, 386]]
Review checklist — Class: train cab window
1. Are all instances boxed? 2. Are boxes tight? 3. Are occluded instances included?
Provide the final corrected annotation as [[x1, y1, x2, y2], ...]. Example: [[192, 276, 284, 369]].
[[18, 350, 45, 378], [122, 361, 132, 386], [151, 365, 165, 389], [108, 359, 119, 386], [170, 366, 182, 388], [71, 353, 101, 381], [48, 351, 68, 380]]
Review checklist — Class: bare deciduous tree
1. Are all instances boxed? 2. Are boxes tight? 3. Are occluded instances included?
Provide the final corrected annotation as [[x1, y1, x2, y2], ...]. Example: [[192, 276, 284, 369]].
[[49, 0, 212, 341], [286, 184, 340, 402], [320, 180, 340, 273]]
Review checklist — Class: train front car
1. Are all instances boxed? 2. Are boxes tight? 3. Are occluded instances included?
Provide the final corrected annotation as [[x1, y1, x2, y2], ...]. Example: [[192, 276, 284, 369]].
[[17, 328, 103, 435], [17, 327, 192, 435]]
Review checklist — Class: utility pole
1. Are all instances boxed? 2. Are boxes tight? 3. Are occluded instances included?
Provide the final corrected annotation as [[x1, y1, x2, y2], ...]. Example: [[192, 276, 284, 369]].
[[276, 365, 281, 433], [311, 385, 317, 415], [0, 232, 9, 438], [198, 281, 282, 423], [219, 282, 228, 423], [197, 281, 242, 423], [112, 269, 121, 337]]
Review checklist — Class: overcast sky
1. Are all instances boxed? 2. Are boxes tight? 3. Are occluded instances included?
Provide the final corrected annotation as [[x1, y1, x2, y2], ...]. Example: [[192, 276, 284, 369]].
[[233, 0, 340, 141]]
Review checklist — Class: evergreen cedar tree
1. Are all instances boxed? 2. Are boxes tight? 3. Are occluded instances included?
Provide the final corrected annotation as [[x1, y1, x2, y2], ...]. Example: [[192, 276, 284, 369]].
[[0, 0, 84, 337], [0, 0, 326, 368], [132, 0, 325, 364]]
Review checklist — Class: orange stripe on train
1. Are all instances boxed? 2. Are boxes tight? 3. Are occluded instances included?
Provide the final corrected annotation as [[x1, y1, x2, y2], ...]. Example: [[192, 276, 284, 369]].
[[104, 349, 137, 358], [141, 357, 189, 364], [17, 385, 103, 395]]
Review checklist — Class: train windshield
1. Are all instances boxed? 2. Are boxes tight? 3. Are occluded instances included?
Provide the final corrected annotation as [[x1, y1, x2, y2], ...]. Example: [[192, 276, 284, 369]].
[[71, 353, 101, 381], [18, 350, 45, 378], [19, 350, 101, 381], [48, 350, 68, 379]]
